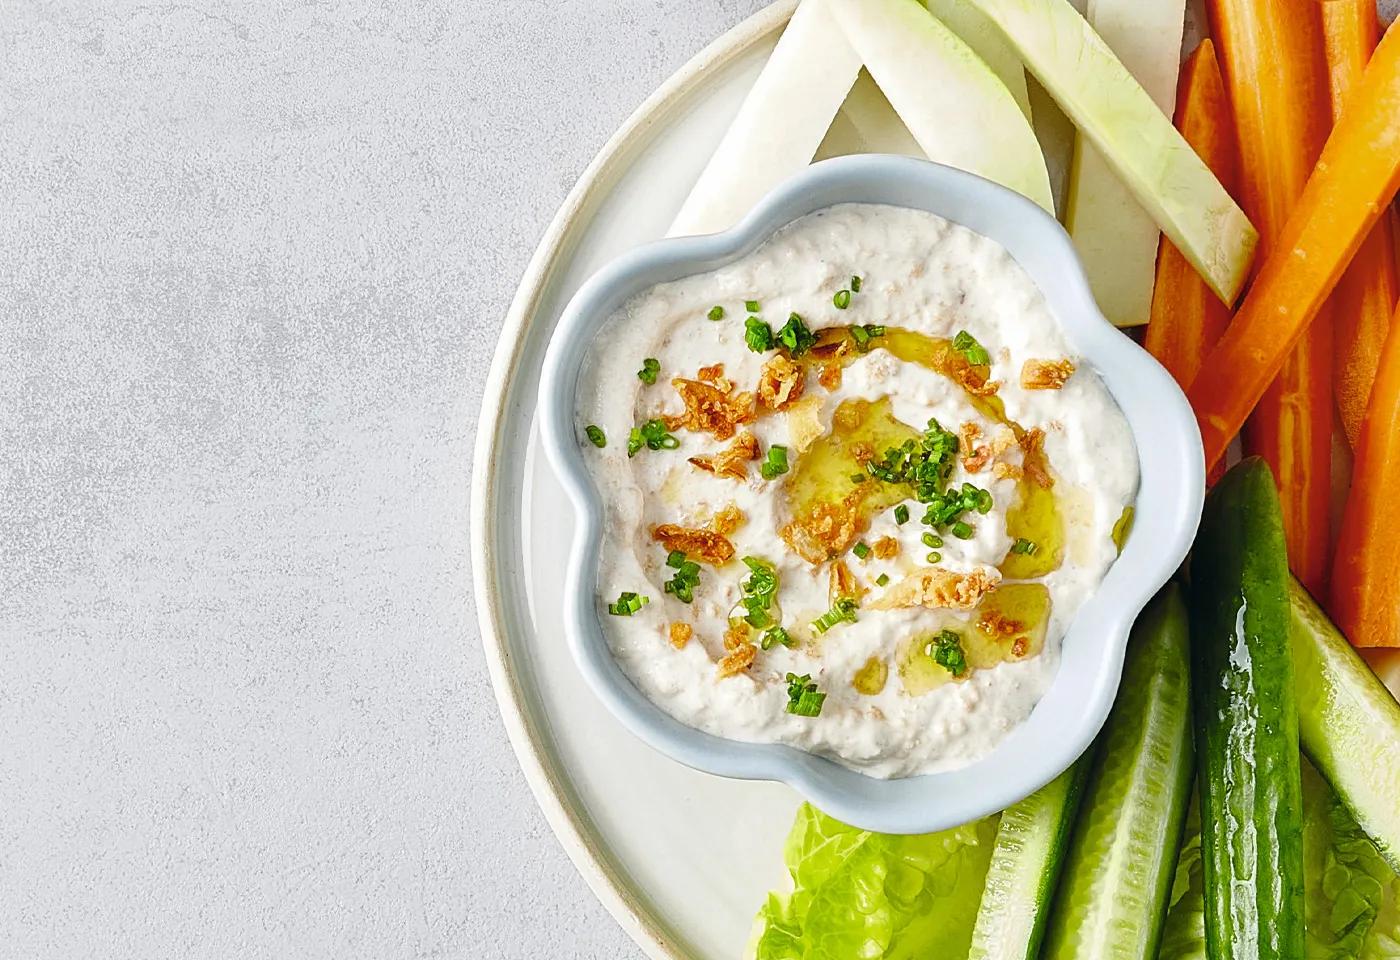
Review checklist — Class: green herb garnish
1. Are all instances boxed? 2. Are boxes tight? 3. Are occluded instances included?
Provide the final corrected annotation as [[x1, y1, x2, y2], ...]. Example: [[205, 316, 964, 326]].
[[777, 312, 817, 357], [707, 305, 725, 321], [745, 315, 775, 353], [607, 591, 648, 616], [784, 673, 827, 717], [739, 556, 779, 628], [584, 425, 606, 448], [926, 629, 968, 677], [852, 542, 871, 560], [875, 573, 890, 587], [850, 275, 863, 292], [761, 626, 794, 650], [1011, 538, 1039, 556], [951, 521, 974, 540], [638, 357, 661, 385], [627, 419, 679, 457], [833, 289, 852, 310], [866, 419, 959, 500], [745, 299, 761, 313], [921, 532, 944, 549], [894, 504, 910, 525], [811, 597, 858, 635], [663, 550, 702, 603], [849, 323, 886, 353], [922, 482, 993, 529], [760, 445, 789, 480], [952, 330, 991, 366]]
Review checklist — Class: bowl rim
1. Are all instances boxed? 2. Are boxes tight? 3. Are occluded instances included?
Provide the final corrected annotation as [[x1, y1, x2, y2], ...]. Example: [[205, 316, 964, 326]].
[[536, 154, 1205, 834]]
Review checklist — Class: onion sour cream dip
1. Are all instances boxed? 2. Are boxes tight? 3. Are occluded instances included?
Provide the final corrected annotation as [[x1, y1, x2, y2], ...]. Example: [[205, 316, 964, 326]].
[[575, 203, 1138, 778]]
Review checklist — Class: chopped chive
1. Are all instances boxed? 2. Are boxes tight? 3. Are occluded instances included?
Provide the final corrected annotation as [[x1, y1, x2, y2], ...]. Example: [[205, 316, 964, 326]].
[[852, 542, 871, 560], [745, 299, 761, 313], [921, 532, 943, 549], [607, 591, 649, 616], [894, 504, 910, 525], [760, 445, 789, 480], [784, 673, 826, 717], [707, 305, 725, 321], [584, 425, 606, 448], [833, 289, 852, 310], [628, 419, 678, 457], [875, 573, 890, 587], [1011, 537, 1039, 556], [776, 313, 817, 357], [850, 473, 868, 484], [952, 330, 991, 366], [926, 551, 942, 564], [811, 597, 858, 635], [637, 357, 661, 385], [663, 550, 702, 603], [850, 275, 863, 292], [760, 626, 794, 650], [739, 556, 779, 628], [951, 521, 974, 540], [745, 315, 774, 353], [925, 629, 968, 677]]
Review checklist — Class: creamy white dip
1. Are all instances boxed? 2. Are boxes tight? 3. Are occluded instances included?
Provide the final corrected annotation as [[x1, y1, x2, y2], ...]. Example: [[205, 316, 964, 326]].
[[576, 203, 1138, 778]]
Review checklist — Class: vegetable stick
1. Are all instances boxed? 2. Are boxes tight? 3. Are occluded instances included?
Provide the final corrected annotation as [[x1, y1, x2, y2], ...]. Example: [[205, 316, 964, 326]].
[[1066, 0, 1187, 327], [1188, 21, 1400, 472], [669, 0, 862, 237], [1331, 299, 1400, 648], [1144, 41, 1237, 396], [1324, 0, 1399, 449], [924, 0, 1032, 118], [1206, 0, 1334, 592], [958, 0, 1258, 306], [827, 0, 1054, 212]]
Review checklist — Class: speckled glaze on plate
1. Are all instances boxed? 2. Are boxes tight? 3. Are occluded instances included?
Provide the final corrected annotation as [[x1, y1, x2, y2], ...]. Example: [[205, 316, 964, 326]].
[[538, 154, 1204, 835]]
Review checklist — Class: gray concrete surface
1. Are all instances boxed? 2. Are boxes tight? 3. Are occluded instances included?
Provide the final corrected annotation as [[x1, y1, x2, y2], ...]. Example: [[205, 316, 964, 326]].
[[1, 2, 768, 958]]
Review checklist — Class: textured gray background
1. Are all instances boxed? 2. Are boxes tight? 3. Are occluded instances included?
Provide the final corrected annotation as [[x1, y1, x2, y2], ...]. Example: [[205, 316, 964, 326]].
[[1, 2, 767, 958]]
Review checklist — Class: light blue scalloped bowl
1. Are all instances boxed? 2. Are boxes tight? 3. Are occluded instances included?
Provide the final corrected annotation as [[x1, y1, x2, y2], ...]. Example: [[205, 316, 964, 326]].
[[537, 155, 1204, 835]]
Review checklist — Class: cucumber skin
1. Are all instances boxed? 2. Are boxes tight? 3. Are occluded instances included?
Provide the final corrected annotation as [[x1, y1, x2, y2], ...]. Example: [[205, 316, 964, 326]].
[[968, 753, 1092, 960], [1041, 584, 1194, 960], [1188, 458, 1305, 960], [1290, 577, 1400, 872]]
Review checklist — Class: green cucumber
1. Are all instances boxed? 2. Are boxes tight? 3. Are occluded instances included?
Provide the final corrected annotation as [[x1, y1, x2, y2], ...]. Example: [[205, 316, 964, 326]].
[[968, 754, 1092, 959], [1290, 577, 1400, 872], [1188, 457, 1305, 960], [1041, 583, 1195, 960]]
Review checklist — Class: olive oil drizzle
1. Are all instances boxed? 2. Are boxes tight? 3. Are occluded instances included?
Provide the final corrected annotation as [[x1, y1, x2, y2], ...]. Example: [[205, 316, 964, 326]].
[[787, 325, 1065, 577]]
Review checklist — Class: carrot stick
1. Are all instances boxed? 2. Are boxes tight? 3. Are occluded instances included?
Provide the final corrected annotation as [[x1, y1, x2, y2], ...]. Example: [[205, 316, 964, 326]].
[[1206, 0, 1335, 592], [1145, 41, 1238, 394], [1324, 0, 1400, 450], [1189, 21, 1400, 564], [1330, 299, 1400, 648]]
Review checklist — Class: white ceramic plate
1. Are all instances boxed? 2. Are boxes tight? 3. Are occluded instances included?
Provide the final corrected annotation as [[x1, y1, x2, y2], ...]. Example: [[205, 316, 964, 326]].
[[471, 3, 1400, 958]]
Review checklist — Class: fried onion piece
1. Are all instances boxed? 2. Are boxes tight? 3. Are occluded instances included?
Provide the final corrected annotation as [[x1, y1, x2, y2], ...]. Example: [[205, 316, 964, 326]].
[[669, 622, 693, 649], [828, 559, 865, 605], [717, 644, 756, 677], [780, 491, 866, 564], [1020, 358, 1076, 390], [651, 524, 735, 565], [1019, 428, 1054, 489], [959, 421, 991, 473], [664, 377, 756, 441], [709, 503, 745, 535], [688, 431, 760, 480], [757, 354, 806, 412], [870, 566, 999, 611]]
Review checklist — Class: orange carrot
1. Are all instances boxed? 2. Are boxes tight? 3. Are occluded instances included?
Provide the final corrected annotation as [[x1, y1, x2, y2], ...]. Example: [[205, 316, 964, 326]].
[[1324, 0, 1400, 449], [1145, 41, 1238, 395], [1206, 0, 1334, 592], [1330, 299, 1400, 648]]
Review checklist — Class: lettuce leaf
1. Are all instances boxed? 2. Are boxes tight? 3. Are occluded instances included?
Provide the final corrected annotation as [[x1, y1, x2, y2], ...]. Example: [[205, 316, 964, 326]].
[[1158, 770, 1400, 960], [1301, 761, 1400, 959], [1157, 794, 1207, 960], [752, 804, 997, 960]]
